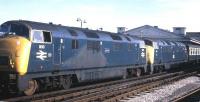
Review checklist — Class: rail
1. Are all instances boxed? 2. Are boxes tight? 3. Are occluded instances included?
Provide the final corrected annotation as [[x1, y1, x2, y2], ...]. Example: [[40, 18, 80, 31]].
[[4, 71, 195, 102]]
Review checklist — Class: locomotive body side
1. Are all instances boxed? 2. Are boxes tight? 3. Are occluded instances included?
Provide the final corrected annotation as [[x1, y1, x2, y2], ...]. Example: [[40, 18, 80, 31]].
[[0, 20, 147, 95]]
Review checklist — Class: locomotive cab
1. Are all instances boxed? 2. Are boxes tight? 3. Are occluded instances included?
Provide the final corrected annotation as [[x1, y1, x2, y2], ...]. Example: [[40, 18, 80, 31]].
[[0, 22, 53, 74], [0, 21, 56, 95], [29, 30, 53, 72], [0, 21, 33, 94], [0, 22, 31, 75]]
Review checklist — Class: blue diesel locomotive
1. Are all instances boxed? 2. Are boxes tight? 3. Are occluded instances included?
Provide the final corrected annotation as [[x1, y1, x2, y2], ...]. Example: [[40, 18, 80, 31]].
[[0, 20, 147, 95], [0, 20, 199, 95]]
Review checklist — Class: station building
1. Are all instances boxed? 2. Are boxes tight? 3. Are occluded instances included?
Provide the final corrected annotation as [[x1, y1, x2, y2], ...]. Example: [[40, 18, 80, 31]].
[[124, 25, 189, 42]]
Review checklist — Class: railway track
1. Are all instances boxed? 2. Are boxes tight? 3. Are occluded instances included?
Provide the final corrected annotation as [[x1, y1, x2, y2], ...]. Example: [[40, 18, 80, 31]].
[[91, 72, 196, 102], [3, 72, 166, 102], [3, 71, 195, 102], [170, 78, 200, 102]]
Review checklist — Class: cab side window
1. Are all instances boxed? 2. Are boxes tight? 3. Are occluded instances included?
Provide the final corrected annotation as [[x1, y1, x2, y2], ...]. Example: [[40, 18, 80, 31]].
[[33, 31, 43, 42], [32, 30, 52, 43], [43, 31, 51, 42]]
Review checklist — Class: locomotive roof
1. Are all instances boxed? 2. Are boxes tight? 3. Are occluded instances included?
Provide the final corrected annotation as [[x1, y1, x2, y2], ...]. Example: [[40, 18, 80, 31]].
[[3, 20, 144, 43]]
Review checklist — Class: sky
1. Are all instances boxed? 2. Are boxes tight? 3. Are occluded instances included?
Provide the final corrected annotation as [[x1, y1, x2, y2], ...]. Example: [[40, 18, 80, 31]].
[[0, 0, 199, 32]]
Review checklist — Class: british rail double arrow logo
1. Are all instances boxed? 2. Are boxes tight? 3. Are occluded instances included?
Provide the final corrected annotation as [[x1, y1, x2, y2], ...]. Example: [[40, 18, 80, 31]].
[[36, 50, 47, 60]]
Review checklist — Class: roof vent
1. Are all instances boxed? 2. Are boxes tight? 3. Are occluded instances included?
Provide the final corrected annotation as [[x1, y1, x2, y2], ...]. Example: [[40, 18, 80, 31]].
[[117, 27, 126, 34], [99, 28, 103, 31], [154, 26, 158, 28], [49, 22, 53, 25], [173, 27, 186, 36]]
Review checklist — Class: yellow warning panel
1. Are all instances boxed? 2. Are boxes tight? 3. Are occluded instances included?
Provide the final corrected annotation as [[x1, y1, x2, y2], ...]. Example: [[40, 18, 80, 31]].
[[0, 36, 31, 75], [145, 45, 154, 64]]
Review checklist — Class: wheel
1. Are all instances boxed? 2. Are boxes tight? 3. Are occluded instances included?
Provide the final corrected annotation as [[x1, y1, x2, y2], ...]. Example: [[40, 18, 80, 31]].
[[60, 76, 72, 89], [136, 68, 142, 77], [24, 80, 38, 96]]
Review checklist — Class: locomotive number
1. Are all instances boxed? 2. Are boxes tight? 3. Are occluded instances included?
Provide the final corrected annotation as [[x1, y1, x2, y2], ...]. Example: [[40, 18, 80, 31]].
[[39, 45, 45, 49]]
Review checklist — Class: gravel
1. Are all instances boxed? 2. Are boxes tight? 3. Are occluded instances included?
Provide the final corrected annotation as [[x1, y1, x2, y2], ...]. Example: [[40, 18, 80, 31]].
[[122, 76, 200, 102]]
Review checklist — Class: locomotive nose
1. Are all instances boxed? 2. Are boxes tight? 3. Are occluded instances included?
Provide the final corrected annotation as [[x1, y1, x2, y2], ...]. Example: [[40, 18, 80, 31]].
[[0, 36, 31, 75]]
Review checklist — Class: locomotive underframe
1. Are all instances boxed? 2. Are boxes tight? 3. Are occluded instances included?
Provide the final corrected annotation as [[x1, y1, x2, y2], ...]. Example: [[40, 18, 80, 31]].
[[0, 71, 18, 95], [0, 64, 147, 95], [0, 60, 192, 95]]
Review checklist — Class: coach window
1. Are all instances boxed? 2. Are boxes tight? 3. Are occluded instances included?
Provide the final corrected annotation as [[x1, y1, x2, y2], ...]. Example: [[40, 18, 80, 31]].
[[72, 39, 79, 49], [32, 30, 52, 43], [191, 48, 194, 55], [196, 48, 198, 55], [199, 48, 200, 55], [195, 48, 197, 55]]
